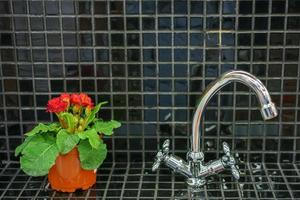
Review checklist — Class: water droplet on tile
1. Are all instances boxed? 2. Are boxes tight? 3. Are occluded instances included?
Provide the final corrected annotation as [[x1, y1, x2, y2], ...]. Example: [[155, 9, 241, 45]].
[[164, 112, 172, 120]]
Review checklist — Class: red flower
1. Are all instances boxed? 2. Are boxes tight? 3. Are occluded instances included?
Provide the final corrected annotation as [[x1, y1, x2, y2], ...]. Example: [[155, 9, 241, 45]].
[[70, 94, 81, 105], [70, 93, 93, 108], [79, 93, 93, 107], [46, 97, 68, 113], [60, 93, 70, 104]]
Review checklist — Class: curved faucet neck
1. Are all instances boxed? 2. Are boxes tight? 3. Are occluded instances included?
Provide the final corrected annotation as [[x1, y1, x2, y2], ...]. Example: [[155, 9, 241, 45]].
[[191, 70, 277, 153]]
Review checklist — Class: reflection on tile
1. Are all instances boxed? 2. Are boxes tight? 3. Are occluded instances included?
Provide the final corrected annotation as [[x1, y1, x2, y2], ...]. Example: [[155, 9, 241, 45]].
[[174, 17, 187, 30], [13, 1, 26, 14], [158, 1, 171, 14], [79, 2, 91, 14]]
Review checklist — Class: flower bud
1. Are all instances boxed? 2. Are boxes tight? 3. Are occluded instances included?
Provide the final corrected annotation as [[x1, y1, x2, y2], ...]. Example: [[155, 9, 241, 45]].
[[78, 125, 83, 132], [79, 118, 84, 125], [73, 105, 80, 113], [85, 106, 92, 115], [74, 116, 79, 125]]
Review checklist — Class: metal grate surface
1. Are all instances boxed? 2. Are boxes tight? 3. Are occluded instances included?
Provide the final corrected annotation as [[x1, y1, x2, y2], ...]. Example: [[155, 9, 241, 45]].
[[0, 161, 300, 199]]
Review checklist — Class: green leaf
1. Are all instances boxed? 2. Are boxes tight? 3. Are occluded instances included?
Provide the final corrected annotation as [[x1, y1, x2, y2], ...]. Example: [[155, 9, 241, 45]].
[[15, 135, 36, 156], [60, 112, 75, 131], [85, 101, 108, 126], [93, 120, 121, 136], [25, 123, 60, 136], [56, 129, 80, 154], [78, 139, 107, 170], [77, 129, 100, 149], [19, 135, 59, 176]]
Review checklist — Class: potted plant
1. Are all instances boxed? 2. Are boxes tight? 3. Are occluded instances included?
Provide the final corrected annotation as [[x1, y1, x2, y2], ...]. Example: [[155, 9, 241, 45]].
[[15, 93, 121, 192]]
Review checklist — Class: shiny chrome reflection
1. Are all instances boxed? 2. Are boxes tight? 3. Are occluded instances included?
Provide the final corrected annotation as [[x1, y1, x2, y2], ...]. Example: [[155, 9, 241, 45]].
[[192, 70, 278, 153], [152, 70, 278, 190]]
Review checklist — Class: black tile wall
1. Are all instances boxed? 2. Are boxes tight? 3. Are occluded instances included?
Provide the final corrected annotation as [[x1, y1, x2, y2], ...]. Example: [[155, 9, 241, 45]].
[[0, 0, 299, 164]]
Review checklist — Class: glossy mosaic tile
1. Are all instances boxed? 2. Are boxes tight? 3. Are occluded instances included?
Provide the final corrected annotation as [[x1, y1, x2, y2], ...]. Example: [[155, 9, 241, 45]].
[[0, 162, 300, 199], [0, 0, 299, 164]]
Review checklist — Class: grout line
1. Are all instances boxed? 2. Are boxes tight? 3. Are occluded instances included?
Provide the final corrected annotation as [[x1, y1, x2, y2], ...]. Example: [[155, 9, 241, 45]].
[[0, 162, 9, 176], [0, 0, 12, 163], [155, 0, 160, 155], [138, 0, 143, 164], [122, 0, 130, 164], [248, 163, 262, 199], [278, 163, 295, 199], [247, 0, 255, 163], [262, 162, 278, 199], [10, 0, 24, 164], [201, 0, 207, 152], [33, 176, 48, 200], [0, 169, 20, 199], [2, 13, 300, 18], [119, 162, 130, 199], [136, 162, 145, 199], [101, 162, 115, 200], [104, 0, 115, 163], [279, 0, 288, 164]]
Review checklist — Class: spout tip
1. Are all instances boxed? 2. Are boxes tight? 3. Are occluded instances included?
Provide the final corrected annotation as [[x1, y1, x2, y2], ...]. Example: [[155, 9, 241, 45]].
[[261, 102, 278, 120]]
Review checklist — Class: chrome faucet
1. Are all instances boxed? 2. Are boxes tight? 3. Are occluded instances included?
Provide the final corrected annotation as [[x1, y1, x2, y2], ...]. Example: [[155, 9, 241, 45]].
[[152, 70, 278, 189]]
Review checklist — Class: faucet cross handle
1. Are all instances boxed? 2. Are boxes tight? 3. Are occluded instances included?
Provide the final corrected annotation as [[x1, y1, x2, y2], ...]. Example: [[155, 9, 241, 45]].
[[222, 142, 240, 180], [152, 139, 170, 172], [162, 139, 170, 154]]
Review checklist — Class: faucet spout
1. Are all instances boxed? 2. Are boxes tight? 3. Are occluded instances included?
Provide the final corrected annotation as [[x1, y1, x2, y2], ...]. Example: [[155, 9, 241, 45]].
[[192, 70, 278, 153]]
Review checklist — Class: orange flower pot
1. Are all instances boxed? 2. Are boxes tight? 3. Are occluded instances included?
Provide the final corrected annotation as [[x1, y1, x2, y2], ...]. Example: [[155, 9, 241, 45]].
[[48, 147, 96, 192]]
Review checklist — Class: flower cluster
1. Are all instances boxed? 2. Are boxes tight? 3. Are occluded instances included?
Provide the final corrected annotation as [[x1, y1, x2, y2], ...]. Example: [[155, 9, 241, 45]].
[[71, 93, 93, 108], [16, 92, 120, 178], [47, 93, 93, 113]]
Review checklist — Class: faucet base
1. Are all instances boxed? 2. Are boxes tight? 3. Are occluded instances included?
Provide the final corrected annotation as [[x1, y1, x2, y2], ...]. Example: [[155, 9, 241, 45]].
[[187, 151, 204, 162], [152, 140, 241, 190], [186, 177, 206, 188]]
